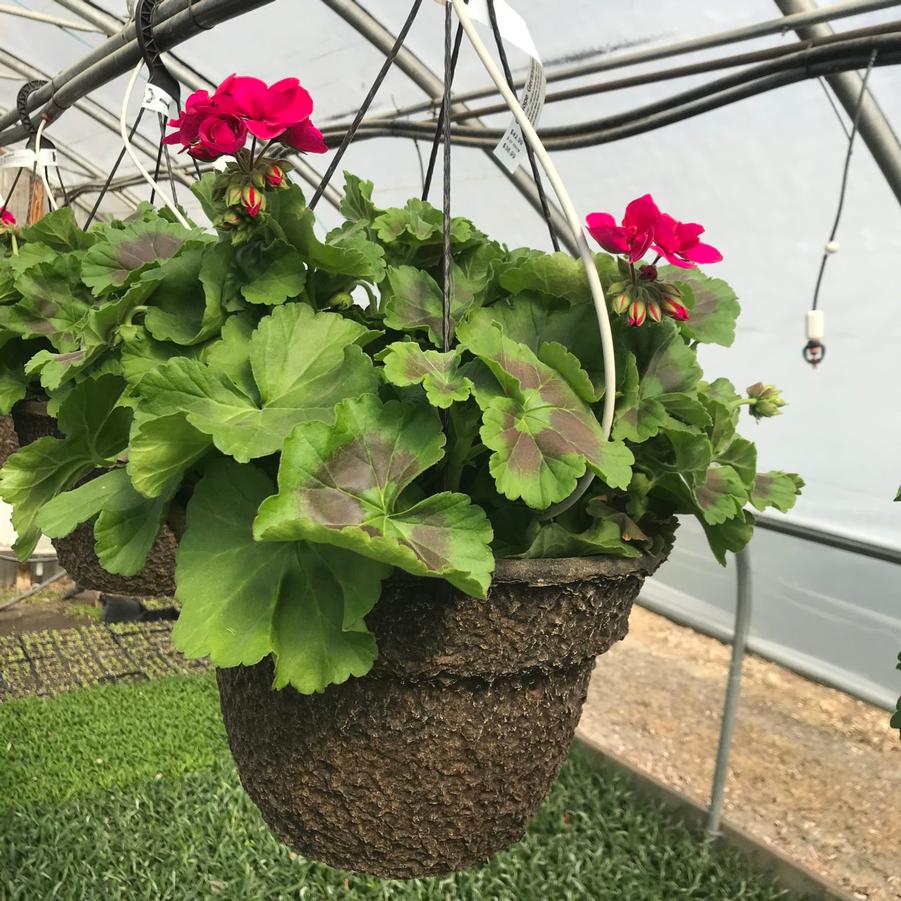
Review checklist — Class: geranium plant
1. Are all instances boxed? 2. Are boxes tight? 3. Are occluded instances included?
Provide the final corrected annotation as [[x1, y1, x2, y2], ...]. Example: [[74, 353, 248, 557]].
[[0, 75, 802, 694]]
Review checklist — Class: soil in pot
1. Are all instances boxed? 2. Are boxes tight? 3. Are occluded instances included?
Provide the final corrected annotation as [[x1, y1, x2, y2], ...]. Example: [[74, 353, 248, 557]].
[[217, 554, 663, 880], [10, 402, 177, 597]]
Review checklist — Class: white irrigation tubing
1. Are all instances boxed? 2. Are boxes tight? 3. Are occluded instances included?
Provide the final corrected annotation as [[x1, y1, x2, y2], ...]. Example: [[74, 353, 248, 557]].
[[120, 60, 191, 229], [34, 118, 58, 212], [450, 0, 613, 516]]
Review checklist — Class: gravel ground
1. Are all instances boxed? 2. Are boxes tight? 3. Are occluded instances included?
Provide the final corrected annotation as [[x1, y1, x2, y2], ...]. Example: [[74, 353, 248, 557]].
[[579, 605, 901, 901]]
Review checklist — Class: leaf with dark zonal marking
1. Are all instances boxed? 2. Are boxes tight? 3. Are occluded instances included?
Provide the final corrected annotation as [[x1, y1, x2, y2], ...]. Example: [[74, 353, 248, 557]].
[[662, 267, 741, 347], [458, 320, 633, 509], [174, 458, 391, 693], [138, 304, 378, 462], [382, 264, 484, 347], [81, 220, 202, 296], [380, 342, 473, 409], [701, 510, 755, 565], [254, 394, 494, 597], [692, 465, 749, 525], [751, 471, 804, 513]]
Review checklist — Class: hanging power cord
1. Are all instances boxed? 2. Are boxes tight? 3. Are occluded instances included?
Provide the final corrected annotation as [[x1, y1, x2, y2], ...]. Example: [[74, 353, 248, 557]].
[[33, 118, 58, 211], [448, 0, 616, 519], [309, 0, 425, 210], [803, 49, 878, 367], [485, 0, 559, 252]]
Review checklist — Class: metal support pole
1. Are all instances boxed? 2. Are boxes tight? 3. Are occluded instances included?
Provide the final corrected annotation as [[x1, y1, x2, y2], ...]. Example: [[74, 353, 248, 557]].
[[706, 546, 752, 837], [775, 0, 901, 205]]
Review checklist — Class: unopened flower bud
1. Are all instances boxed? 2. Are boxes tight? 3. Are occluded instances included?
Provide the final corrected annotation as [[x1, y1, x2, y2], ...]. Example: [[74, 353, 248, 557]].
[[252, 171, 267, 190], [746, 382, 785, 419], [638, 264, 658, 281], [646, 300, 662, 323], [225, 184, 243, 207], [611, 291, 630, 315], [241, 185, 264, 218], [661, 297, 690, 321], [328, 291, 354, 309], [628, 300, 646, 328], [658, 282, 683, 299], [266, 164, 287, 188]]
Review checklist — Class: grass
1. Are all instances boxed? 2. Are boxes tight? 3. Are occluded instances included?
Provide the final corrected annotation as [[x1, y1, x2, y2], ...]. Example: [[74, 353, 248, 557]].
[[0, 675, 799, 901]]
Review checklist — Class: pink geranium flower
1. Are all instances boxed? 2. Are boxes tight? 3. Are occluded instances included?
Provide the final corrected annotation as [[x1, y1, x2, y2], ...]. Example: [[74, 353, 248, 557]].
[[653, 214, 722, 269], [1, 209, 15, 228], [196, 112, 247, 158], [283, 119, 328, 155], [163, 90, 220, 151], [213, 75, 314, 141], [586, 194, 661, 264]]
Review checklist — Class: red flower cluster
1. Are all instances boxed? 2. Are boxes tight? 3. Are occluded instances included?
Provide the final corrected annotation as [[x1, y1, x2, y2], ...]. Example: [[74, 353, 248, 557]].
[[164, 74, 328, 161], [0, 209, 15, 231], [586, 194, 722, 269]]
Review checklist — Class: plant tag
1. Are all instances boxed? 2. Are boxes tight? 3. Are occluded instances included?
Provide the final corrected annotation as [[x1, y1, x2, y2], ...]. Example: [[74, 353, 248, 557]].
[[142, 83, 176, 116], [37, 148, 59, 168], [0, 149, 37, 169], [466, 0, 546, 174]]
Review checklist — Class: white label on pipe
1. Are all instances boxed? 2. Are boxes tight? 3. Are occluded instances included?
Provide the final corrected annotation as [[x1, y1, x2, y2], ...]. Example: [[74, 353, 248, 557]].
[[142, 83, 176, 116], [37, 148, 58, 168], [465, 0, 546, 173]]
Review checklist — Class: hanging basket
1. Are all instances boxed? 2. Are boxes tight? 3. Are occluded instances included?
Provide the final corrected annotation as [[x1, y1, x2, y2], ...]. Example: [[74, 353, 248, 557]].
[[0, 415, 18, 469], [10, 401, 177, 596], [217, 554, 665, 879]]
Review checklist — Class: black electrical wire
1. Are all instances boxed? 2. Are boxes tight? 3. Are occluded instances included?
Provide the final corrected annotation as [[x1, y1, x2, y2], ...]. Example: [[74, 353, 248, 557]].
[[810, 51, 879, 312], [309, 0, 424, 211], [485, 0, 559, 252]]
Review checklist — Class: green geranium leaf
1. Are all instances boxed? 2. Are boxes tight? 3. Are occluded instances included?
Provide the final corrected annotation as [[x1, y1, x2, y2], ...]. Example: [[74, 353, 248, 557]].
[[0, 375, 131, 558], [120, 328, 203, 388], [341, 173, 381, 222], [277, 198, 385, 281], [701, 510, 755, 566], [664, 268, 740, 347], [380, 342, 473, 409], [371, 198, 474, 249], [240, 240, 306, 305], [0, 338, 39, 414], [20, 207, 95, 252], [254, 395, 494, 597], [128, 413, 211, 498], [658, 393, 711, 428], [638, 321, 703, 398], [717, 436, 757, 488], [513, 518, 640, 559], [174, 458, 390, 693], [138, 304, 377, 462], [466, 293, 604, 392], [498, 251, 589, 303], [382, 264, 482, 347], [202, 313, 257, 400], [81, 220, 200, 296], [693, 465, 750, 525], [36, 468, 173, 576], [9, 256, 91, 349], [458, 320, 633, 508], [143, 248, 225, 346], [751, 471, 804, 513]]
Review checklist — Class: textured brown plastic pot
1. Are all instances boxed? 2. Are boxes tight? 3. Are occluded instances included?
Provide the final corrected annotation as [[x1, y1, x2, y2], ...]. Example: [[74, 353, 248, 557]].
[[10, 401, 177, 596], [0, 415, 18, 469], [217, 553, 665, 880]]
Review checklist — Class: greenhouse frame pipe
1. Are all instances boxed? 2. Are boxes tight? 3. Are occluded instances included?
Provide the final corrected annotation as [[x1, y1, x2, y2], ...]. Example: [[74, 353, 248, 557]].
[[319, 0, 576, 254], [775, 0, 901, 204], [707, 547, 753, 838], [0, 49, 194, 191], [390, 0, 901, 117], [0, 4, 101, 32], [50, 0, 342, 211], [0, 0, 276, 144]]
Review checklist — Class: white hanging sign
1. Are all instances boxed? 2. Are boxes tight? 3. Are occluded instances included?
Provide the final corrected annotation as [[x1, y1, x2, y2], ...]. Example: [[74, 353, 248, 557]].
[[142, 83, 176, 116], [464, 0, 547, 173]]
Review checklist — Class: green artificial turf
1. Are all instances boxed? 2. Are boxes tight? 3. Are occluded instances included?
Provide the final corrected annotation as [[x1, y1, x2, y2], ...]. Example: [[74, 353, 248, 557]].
[[0, 675, 798, 901]]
